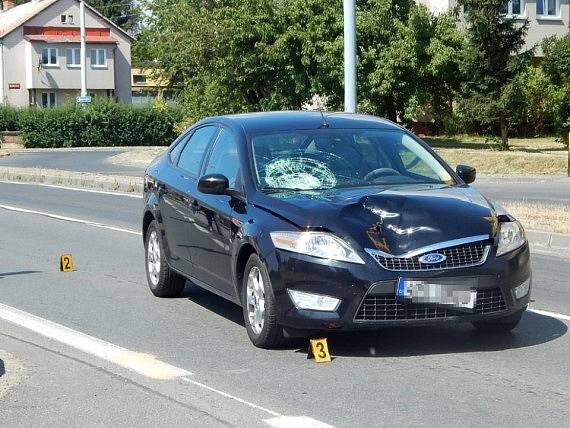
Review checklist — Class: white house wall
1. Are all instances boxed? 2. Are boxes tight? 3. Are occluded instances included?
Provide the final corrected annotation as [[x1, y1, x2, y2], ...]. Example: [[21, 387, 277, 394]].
[[3, 28, 29, 107], [1, 0, 132, 106]]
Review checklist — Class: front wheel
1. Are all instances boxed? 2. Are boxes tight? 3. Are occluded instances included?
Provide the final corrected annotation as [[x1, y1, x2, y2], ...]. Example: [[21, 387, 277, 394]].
[[145, 220, 186, 298], [241, 254, 284, 348], [472, 309, 525, 333]]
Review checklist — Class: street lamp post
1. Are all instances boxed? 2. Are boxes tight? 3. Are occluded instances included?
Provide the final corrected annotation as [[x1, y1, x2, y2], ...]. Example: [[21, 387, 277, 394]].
[[80, 0, 87, 100], [343, 0, 357, 113]]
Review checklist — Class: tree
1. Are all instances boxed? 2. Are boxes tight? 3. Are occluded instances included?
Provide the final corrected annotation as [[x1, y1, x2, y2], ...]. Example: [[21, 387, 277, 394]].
[[135, 0, 465, 124], [359, 3, 465, 126], [457, 0, 532, 147], [87, 0, 140, 33]]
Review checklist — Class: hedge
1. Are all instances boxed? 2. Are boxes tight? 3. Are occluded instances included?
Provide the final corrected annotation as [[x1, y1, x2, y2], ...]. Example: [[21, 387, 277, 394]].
[[16, 100, 183, 148], [0, 106, 21, 132]]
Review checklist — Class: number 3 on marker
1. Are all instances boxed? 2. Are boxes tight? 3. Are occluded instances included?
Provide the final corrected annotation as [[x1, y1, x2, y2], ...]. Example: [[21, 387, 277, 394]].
[[60, 254, 73, 272], [310, 338, 331, 363]]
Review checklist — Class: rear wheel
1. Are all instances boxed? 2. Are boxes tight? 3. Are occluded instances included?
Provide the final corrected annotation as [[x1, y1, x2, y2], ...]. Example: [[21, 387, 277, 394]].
[[145, 220, 186, 298], [472, 310, 524, 333], [241, 254, 284, 348]]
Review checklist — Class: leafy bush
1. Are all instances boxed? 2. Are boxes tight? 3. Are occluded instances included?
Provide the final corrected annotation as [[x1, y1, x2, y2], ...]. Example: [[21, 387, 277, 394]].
[[18, 100, 183, 148], [0, 106, 21, 132]]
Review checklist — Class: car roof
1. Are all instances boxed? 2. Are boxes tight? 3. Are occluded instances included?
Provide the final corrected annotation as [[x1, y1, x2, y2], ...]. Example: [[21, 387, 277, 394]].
[[204, 111, 403, 134]]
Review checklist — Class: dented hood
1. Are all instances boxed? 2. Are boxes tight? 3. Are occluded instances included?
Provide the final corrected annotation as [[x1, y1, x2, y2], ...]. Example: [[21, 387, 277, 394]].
[[254, 184, 498, 256]]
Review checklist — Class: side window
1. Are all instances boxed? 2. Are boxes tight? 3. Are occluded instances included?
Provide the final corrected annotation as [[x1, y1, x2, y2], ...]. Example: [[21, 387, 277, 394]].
[[177, 126, 217, 176], [397, 134, 453, 183], [203, 129, 240, 188], [169, 134, 189, 163]]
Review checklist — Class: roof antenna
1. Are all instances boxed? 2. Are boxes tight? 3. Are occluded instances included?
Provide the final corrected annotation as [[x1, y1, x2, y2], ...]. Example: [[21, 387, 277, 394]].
[[319, 108, 330, 128]]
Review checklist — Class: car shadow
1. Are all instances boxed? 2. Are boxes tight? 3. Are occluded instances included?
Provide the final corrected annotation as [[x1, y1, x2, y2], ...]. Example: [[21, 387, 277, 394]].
[[181, 282, 245, 327], [175, 285, 566, 357], [293, 311, 567, 358]]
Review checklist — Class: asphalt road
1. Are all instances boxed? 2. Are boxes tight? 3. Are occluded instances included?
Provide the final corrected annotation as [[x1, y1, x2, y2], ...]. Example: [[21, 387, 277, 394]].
[[0, 149, 145, 176], [0, 182, 568, 427], [0, 149, 568, 204]]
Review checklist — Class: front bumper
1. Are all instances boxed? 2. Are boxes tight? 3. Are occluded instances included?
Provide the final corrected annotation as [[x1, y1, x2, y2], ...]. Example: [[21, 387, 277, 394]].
[[266, 243, 532, 333]]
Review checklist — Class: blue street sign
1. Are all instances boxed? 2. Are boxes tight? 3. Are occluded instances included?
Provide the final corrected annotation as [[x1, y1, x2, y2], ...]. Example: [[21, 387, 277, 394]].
[[76, 95, 92, 104]]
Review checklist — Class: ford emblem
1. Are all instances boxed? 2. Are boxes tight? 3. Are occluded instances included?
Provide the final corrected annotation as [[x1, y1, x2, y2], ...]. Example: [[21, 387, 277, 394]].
[[419, 253, 446, 264]]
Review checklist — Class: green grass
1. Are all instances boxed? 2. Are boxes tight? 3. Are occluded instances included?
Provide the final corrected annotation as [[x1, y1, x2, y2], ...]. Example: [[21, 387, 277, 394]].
[[423, 136, 568, 175]]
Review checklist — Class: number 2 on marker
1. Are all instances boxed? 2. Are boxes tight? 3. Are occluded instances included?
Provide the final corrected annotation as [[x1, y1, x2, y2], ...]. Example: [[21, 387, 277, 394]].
[[60, 254, 73, 272]]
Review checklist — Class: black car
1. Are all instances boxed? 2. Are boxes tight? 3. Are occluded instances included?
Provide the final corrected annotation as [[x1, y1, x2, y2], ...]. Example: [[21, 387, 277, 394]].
[[142, 112, 531, 348]]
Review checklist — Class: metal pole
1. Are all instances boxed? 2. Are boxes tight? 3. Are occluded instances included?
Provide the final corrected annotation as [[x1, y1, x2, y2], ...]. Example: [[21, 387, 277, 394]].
[[80, 0, 87, 99], [343, 0, 357, 113]]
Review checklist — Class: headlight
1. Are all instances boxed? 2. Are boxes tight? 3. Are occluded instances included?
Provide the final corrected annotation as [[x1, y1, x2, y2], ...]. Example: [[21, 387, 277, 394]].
[[287, 289, 341, 311], [496, 221, 526, 256], [270, 231, 365, 264]]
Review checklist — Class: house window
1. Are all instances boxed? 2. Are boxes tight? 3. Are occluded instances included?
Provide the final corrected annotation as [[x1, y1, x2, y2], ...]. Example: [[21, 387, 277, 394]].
[[90, 49, 107, 67], [537, 0, 559, 16], [41, 47, 58, 66], [41, 92, 56, 108], [502, 0, 525, 16], [133, 74, 147, 85], [66, 48, 81, 67], [61, 14, 67, 23], [68, 15, 74, 24]]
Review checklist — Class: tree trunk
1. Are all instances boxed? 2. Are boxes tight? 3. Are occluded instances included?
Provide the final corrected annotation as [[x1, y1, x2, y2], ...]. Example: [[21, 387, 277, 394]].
[[499, 113, 509, 150]]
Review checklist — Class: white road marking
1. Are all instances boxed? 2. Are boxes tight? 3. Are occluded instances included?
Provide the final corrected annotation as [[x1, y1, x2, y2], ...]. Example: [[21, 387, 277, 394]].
[[265, 416, 337, 428], [0, 303, 191, 380], [180, 378, 336, 427], [0, 304, 334, 427], [181, 377, 281, 417], [0, 180, 143, 198], [0, 204, 142, 236], [528, 308, 570, 322]]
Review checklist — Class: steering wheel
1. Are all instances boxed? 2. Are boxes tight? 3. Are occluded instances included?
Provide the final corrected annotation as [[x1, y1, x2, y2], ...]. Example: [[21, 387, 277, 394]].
[[364, 168, 402, 181]]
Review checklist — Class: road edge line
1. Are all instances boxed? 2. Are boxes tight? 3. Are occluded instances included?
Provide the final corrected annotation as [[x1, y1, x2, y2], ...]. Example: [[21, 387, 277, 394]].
[[0, 302, 191, 380], [528, 308, 570, 322], [0, 204, 142, 236], [0, 180, 143, 198]]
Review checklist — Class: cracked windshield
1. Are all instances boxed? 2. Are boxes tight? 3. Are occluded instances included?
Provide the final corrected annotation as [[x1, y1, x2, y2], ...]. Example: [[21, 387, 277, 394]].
[[253, 129, 455, 190]]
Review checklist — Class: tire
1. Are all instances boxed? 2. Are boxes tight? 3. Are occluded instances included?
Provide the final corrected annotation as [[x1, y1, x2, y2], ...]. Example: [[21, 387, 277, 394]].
[[472, 309, 525, 333], [241, 254, 284, 349], [144, 220, 186, 298]]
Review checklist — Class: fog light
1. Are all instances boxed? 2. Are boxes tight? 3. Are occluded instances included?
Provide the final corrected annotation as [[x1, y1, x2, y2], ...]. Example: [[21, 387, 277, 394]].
[[514, 278, 531, 299], [287, 289, 341, 311]]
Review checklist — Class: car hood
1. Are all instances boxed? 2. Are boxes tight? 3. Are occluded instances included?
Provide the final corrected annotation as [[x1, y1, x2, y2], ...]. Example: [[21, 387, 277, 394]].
[[253, 184, 499, 256]]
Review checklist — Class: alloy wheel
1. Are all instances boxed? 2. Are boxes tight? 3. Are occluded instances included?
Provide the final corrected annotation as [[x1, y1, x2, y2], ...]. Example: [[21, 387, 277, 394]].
[[246, 266, 265, 335], [147, 230, 161, 286]]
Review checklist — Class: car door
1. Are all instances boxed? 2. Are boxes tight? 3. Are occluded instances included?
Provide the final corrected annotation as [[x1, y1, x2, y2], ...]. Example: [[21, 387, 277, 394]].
[[189, 127, 242, 298], [159, 125, 218, 274]]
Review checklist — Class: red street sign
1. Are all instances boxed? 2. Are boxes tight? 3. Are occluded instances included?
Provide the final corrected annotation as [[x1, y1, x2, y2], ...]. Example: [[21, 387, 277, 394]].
[[8, 83, 20, 89]]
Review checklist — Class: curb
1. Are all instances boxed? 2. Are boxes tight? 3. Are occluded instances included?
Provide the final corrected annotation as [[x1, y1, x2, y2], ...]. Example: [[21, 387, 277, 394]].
[[0, 167, 143, 194], [526, 230, 570, 252]]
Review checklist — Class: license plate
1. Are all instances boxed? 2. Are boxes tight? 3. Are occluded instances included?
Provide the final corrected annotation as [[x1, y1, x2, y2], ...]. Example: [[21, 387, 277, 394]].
[[396, 278, 477, 310]]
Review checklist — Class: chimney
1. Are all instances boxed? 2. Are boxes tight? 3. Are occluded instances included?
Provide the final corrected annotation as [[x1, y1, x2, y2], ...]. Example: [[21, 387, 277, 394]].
[[3, 1, 16, 11]]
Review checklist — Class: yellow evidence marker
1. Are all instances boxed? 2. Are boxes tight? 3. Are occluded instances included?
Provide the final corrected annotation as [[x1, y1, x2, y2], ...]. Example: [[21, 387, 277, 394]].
[[60, 254, 73, 272], [310, 338, 332, 363]]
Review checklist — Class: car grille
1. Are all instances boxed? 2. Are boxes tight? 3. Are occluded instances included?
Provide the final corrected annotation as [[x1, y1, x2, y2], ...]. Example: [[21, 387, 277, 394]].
[[367, 241, 490, 272], [354, 288, 507, 322]]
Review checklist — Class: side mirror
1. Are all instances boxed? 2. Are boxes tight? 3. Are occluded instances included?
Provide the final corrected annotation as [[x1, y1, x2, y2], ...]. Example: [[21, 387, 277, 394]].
[[456, 165, 476, 184], [198, 174, 230, 195]]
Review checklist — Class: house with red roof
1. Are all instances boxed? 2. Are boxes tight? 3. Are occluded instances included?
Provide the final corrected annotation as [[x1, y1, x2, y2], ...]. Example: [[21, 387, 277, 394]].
[[0, 0, 134, 107]]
